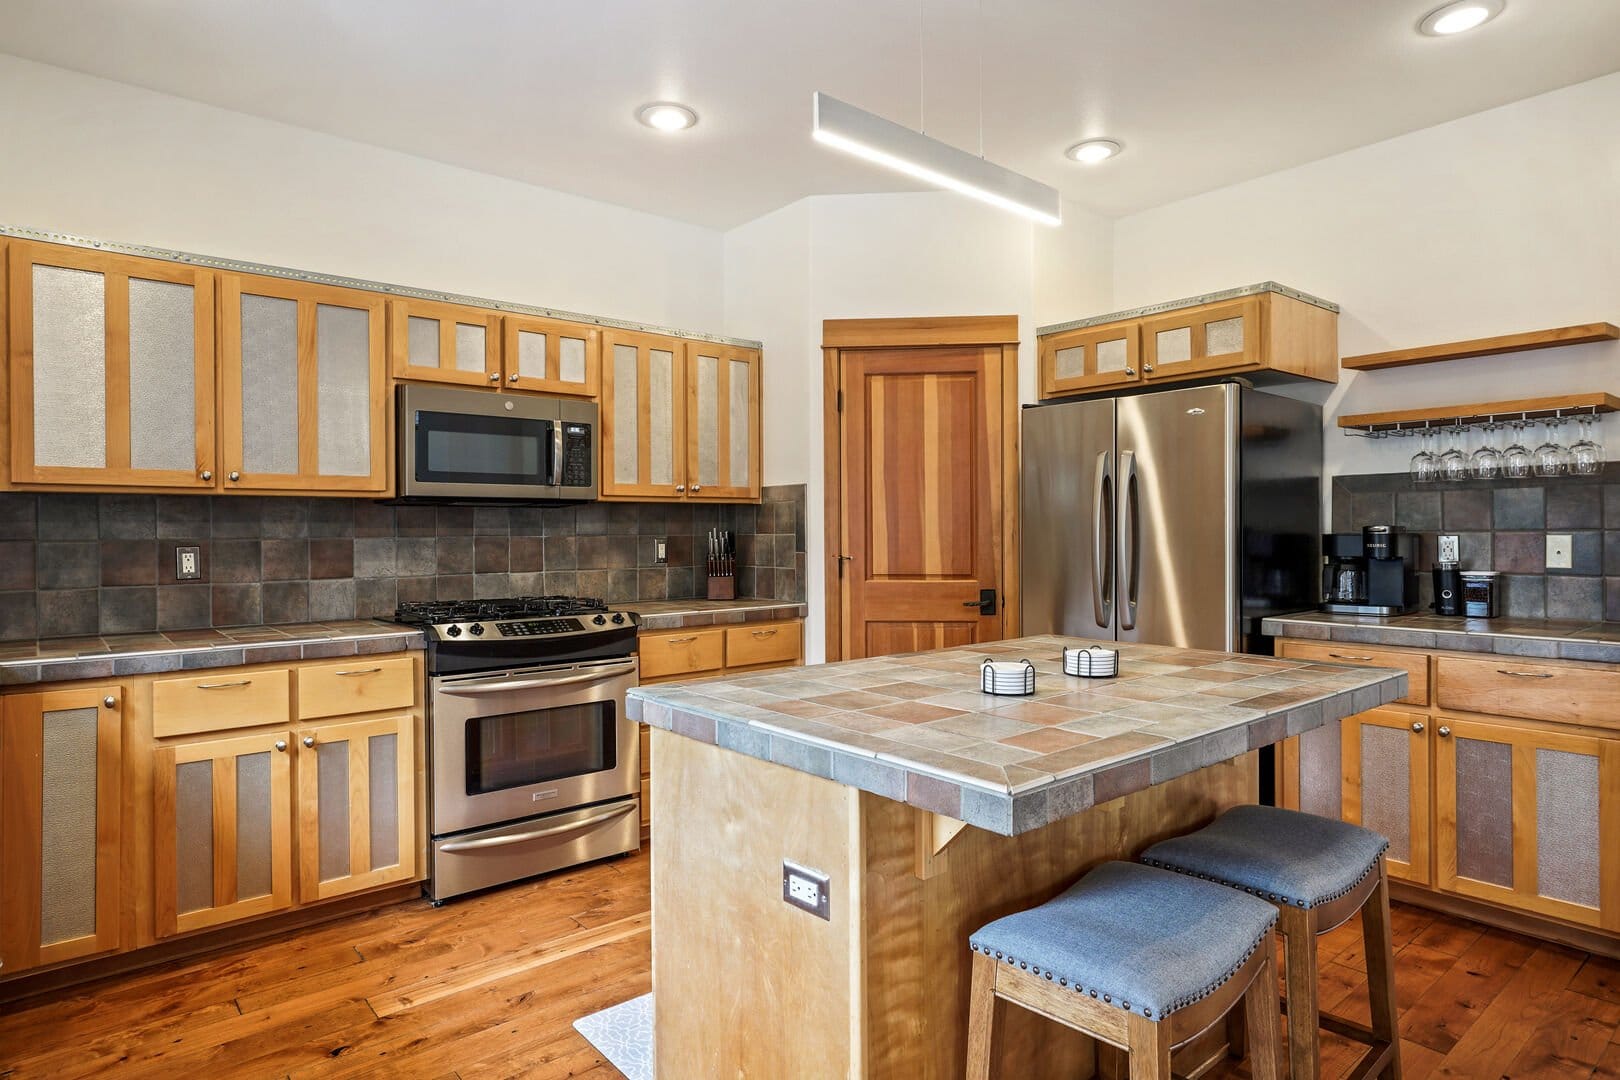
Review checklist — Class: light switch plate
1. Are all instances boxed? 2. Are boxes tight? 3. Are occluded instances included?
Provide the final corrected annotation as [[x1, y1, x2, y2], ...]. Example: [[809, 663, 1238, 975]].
[[1547, 534, 1573, 570]]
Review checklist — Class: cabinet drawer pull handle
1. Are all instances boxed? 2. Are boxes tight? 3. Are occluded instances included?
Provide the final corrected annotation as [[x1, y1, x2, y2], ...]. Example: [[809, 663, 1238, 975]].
[[196, 679, 250, 690], [1438, 726, 1452, 738], [303, 736, 316, 748], [666, 635, 698, 645], [1411, 721, 1425, 734], [1328, 653, 1375, 662], [274, 740, 288, 753], [1497, 669, 1554, 679], [751, 629, 778, 638], [335, 667, 382, 677]]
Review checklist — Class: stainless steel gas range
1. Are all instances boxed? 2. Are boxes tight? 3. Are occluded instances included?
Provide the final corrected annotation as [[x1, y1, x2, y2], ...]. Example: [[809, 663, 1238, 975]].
[[392, 596, 642, 903]]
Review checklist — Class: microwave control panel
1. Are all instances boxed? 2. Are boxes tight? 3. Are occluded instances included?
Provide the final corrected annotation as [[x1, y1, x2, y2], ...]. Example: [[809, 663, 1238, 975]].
[[561, 423, 593, 488]]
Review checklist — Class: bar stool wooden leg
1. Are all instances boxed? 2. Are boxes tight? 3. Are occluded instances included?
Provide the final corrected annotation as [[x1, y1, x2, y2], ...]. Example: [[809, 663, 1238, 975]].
[[1126, 1014, 1172, 1080], [1244, 950, 1283, 1080], [1361, 862, 1402, 1080], [1280, 906, 1321, 1080], [965, 950, 997, 1080]]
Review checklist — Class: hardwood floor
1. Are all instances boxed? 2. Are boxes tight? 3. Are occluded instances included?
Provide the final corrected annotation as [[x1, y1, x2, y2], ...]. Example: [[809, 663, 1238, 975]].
[[4, 848, 1620, 1079]]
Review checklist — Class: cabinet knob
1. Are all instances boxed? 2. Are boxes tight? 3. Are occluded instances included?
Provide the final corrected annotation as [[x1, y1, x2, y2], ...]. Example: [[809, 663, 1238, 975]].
[[489, 372, 500, 382], [1438, 725, 1452, 738], [1124, 367, 1136, 376], [1411, 721, 1425, 734], [1143, 364, 1155, 373], [676, 484, 686, 493], [508, 373, 519, 383], [303, 735, 316, 748], [274, 740, 287, 753], [228, 471, 241, 482], [200, 470, 212, 481], [102, 695, 116, 709], [691, 484, 702, 492]]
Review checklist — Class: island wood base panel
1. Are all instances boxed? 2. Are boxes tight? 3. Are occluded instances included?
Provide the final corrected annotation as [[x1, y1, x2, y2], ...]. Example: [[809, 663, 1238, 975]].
[[651, 729, 1259, 1078]]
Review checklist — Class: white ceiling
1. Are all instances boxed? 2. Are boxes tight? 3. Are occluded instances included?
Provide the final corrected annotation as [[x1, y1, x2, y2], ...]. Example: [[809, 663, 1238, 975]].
[[3, 1, 1619, 230]]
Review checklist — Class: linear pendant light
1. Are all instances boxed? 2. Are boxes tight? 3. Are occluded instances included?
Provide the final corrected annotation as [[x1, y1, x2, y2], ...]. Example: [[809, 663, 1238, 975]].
[[812, 92, 1062, 226]]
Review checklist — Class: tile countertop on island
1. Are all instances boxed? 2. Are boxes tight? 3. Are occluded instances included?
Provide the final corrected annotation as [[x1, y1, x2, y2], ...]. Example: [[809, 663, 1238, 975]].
[[622, 598, 808, 630], [0, 620, 425, 686], [626, 635, 1406, 836], [1262, 610, 1620, 664]]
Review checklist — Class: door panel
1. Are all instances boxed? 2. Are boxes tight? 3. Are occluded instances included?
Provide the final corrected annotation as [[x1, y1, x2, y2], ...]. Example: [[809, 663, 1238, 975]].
[[1343, 707, 1432, 886], [1115, 384, 1236, 649], [1020, 397, 1115, 639], [842, 347, 1004, 658], [296, 714, 417, 902], [600, 329, 686, 498], [389, 298, 500, 387]]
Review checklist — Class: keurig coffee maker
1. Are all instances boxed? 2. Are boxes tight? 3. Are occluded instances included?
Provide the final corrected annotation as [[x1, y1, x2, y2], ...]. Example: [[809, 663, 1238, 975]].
[[1321, 526, 1420, 615]]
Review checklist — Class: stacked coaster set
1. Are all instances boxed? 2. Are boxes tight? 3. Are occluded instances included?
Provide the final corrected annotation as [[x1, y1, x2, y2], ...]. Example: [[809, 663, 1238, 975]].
[[979, 645, 1121, 697], [1062, 645, 1119, 678]]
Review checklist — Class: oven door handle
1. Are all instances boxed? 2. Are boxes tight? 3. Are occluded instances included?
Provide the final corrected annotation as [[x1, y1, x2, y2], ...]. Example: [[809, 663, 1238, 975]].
[[437, 660, 638, 697], [438, 803, 637, 852]]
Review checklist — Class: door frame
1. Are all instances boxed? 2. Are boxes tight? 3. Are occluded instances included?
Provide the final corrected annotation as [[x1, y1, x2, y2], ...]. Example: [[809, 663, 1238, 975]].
[[821, 316, 1021, 662]]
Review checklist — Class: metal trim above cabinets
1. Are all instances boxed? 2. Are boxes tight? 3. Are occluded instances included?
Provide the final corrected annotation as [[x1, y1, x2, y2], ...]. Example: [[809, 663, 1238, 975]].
[[0, 222, 763, 350], [1037, 281, 1340, 337]]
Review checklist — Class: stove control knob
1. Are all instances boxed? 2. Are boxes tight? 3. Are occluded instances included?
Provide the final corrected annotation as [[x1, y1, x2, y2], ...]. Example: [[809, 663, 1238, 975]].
[[445, 624, 462, 637], [611, 613, 625, 625], [468, 623, 485, 636], [592, 614, 607, 625]]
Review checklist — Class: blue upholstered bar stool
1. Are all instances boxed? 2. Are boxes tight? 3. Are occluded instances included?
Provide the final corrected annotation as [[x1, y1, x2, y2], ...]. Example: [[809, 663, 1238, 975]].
[[1142, 805, 1400, 1080], [965, 861, 1283, 1080]]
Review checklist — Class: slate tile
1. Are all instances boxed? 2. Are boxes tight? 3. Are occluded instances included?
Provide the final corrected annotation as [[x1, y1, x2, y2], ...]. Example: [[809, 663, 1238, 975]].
[[0, 541, 36, 590], [211, 584, 262, 628], [0, 494, 38, 540], [1494, 487, 1546, 529], [261, 581, 310, 626], [98, 495, 156, 539], [211, 539, 262, 583], [434, 536, 473, 575], [38, 542, 99, 590], [1441, 489, 1492, 531], [1502, 574, 1546, 619], [395, 537, 437, 576], [354, 537, 397, 578], [1546, 576, 1603, 622], [1547, 484, 1603, 530], [261, 498, 309, 538], [38, 495, 99, 540], [157, 585, 212, 631], [0, 591, 38, 641], [211, 497, 264, 538], [474, 506, 510, 535], [1493, 532, 1543, 574], [309, 538, 355, 579], [99, 587, 157, 635], [99, 540, 157, 586], [355, 578, 397, 619], [353, 502, 395, 537], [1394, 490, 1442, 531], [261, 539, 309, 581], [473, 535, 508, 573], [307, 579, 357, 621], [157, 495, 211, 539], [308, 499, 355, 537]]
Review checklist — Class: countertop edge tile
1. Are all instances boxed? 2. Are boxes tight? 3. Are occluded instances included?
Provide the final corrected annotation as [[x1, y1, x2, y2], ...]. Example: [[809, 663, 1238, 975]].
[[1264, 611, 1620, 664], [625, 598, 809, 631]]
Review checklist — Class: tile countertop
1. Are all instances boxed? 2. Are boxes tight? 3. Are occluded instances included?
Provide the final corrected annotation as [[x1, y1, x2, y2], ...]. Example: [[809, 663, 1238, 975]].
[[623, 598, 808, 630], [0, 620, 425, 686], [1262, 611, 1620, 664], [626, 635, 1405, 836]]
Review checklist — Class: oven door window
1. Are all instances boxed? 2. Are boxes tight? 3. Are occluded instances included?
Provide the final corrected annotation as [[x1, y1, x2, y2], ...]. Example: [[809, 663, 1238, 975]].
[[414, 409, 552, 486], [464, 701, 617, 795]]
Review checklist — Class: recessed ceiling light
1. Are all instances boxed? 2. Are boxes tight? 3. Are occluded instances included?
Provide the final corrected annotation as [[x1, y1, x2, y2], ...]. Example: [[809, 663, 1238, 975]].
[[637, 102, 698, 132], [1418, 0, 1503, 35], [1065, 139, 1122, 165]]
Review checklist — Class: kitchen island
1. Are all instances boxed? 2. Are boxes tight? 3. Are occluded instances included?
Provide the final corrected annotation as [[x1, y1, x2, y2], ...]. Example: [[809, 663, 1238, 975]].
[[627, 636, 1406, 1078]]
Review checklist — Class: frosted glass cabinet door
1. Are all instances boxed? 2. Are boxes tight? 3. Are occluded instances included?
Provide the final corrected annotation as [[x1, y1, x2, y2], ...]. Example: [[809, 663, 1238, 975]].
[[501, 315, 601, 397], [1038, 322, 1141, 399], [388, 298, 500, 387], [685, 343, 761, 501], [295, 714, 417, 902], [1342, 707, 1432, 886], [600, 329, 687, 499], [1435, 717, 1620, 930], [219, 274, 388, 493], [0, 687, 122, 973], [1141, 298, 1262, 381], [6, 241, 216, 488], [153, 730, 294, 938]]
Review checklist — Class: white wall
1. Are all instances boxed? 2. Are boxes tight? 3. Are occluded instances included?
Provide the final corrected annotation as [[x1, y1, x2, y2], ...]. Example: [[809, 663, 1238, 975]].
[[1112, 72, 1620, 483], [0, 54, 725, 329]]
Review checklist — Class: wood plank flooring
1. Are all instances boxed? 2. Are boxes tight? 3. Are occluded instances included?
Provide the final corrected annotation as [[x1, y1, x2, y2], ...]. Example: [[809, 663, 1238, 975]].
[[4, 847, 1620, 1078]]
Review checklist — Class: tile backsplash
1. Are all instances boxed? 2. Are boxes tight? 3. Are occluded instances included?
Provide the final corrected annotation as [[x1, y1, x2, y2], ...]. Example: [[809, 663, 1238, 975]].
[[0, 484, 806, 641], [1331, 466, 1620, 621]]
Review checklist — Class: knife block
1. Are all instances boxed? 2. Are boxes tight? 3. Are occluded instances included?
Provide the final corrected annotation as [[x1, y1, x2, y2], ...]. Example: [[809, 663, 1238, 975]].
[[706, 571, 735, 600]]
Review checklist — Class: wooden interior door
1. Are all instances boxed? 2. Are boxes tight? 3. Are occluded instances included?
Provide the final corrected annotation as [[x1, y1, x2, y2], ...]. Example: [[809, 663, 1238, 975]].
[[838, 345, 1006, 658]]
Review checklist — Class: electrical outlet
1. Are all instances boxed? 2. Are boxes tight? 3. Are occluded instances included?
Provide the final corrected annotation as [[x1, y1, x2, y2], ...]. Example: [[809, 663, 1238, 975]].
[[1438, 535, 1460, 564], [782, 859, 830, 921], [176, 545, 202, 580], [655, 538, 667, 564], [1547, 534, 1574, 570]]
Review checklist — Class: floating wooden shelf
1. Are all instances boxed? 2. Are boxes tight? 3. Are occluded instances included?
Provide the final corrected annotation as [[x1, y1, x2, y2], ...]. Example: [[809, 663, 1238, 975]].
[[1341, 322, 1619, 371], [1338, 392, 1620, 433]]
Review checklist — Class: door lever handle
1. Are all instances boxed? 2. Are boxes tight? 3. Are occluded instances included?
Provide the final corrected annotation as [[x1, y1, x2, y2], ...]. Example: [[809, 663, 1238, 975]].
[[964, 589, 998, 616]]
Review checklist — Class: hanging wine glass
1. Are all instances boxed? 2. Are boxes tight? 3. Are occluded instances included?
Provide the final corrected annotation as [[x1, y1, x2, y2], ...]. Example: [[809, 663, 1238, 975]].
[[1471, 422, 1502, 480], [1533, 417, 1569, 478], [1438, 424, 1470, 483], [1569, 413, 1605, 477], [1502, 420, 1533, 479], [1409, 427, 1439, 484]]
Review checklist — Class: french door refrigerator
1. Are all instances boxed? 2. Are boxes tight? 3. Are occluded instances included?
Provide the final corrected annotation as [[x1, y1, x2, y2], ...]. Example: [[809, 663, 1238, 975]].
[[1021, 382, 1321, 653]]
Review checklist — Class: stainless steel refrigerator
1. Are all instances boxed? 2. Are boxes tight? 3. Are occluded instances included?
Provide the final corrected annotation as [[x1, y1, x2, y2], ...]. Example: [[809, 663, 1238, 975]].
[[1021, 382, 1322, 653]]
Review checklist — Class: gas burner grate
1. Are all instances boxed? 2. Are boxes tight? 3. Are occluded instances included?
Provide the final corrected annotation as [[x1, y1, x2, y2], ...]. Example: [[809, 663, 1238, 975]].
[[393, 595, 609, 626]]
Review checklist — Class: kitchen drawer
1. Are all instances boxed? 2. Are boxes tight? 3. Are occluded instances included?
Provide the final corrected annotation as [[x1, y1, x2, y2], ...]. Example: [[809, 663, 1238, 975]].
[[152, 668, 291, 737], [724, 621, 802, 670], [1279, 640, 1429, 706], [639, 725, 651, 778], [296, 656, 416, 720], [1435, 656, 1620, 728], [638, 629, 725, 680]]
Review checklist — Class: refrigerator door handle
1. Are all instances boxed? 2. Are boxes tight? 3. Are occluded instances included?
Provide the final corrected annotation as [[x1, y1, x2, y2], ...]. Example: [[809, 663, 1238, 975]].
[[1092, 450, 1113, 628], [1119, 449, 1140, 631]]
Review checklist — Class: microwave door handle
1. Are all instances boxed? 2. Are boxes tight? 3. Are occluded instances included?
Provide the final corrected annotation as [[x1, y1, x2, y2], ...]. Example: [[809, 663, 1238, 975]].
[[437, 802, 638, 852], [551, 423, 565, 487], [439, 660, 638, 696]]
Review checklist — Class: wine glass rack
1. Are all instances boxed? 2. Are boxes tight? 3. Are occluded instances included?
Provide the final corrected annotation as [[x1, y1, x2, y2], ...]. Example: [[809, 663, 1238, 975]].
[[1337, 393, 1620, 438]]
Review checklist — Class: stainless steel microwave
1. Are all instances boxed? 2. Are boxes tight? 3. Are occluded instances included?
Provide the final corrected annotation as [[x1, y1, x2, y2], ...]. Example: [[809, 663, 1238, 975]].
[[397, 384, 597, 501]]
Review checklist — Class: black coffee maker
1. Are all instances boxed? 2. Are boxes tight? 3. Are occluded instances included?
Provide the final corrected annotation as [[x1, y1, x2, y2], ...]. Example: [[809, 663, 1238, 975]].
[[1321, 526, 1420, 615]]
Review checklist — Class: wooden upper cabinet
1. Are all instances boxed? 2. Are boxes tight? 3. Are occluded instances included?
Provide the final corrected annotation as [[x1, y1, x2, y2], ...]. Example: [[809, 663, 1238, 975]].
[[600, 329, 687, 499], [502, 315, 601, 397], [7, 241, 216, 488], [218, 274, 388, 493], [389, 298, 500, 388], [1, 686, 123, 973], [1141, 297, 1263, 381], [685, 343, 760, 500], [1039, 322, 1141, 397]]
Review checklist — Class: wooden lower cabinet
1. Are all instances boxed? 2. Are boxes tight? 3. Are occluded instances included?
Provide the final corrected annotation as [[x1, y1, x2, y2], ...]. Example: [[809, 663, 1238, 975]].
[[0, 687, 123, 974], [1342, 707, 1432, 887], [295, 714, 417, 902], [153, 729, 294, 937]]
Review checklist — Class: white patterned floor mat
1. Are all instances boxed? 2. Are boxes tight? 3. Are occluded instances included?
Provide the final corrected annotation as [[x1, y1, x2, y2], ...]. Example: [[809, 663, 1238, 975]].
[[573, 992, 653, 1080]]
